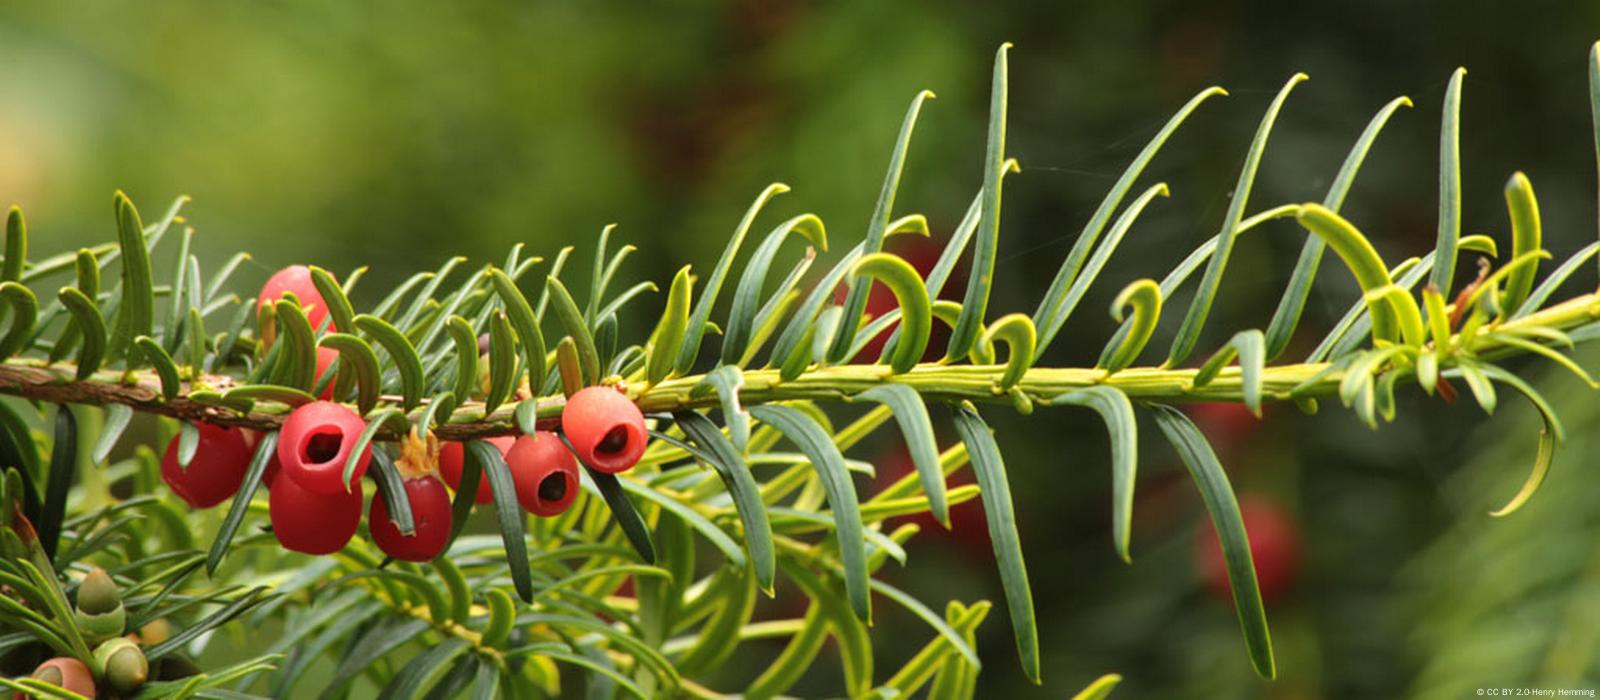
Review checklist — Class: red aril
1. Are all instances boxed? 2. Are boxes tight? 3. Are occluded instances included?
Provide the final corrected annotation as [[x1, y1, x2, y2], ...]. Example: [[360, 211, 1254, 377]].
[[440, 436, 514, 504], [369, 474, 453, 561], [269, 466, 362, 555], [561, 386, 647, 473], [276, 401, 371, 495], [505, 432, 580, 516], [160, 424, 252, 509]]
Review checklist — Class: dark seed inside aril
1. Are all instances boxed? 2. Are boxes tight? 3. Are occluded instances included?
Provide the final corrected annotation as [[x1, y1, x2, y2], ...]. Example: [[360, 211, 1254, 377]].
[[538, 473, 567, 502], [596, 426, 629, 454], [304, 432, 343, 464]]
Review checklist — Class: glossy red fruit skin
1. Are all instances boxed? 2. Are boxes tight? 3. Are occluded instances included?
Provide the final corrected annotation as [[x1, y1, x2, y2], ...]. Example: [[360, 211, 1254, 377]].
[[258, 265, 333, 333], [269, 467, 362, 554], [505, 432, 580, 516], [277, 401, 372, 495], [439, 436, 514, 504], [1195, 495, 1302, 605], [369, 475, 453, 562], [562, 386, 647, 473], [160, 424, 252, 508]]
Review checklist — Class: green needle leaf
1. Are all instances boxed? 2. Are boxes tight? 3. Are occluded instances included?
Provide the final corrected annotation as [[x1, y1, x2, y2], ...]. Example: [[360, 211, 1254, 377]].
[[479, 588, 515, 648], [1033, 182, 1170, 359], [850, 252, 932, 374], [1049, 386, 1138, 563], [854, 385, 947, 527], [273, 300, 318, 392], [695, 365, 749, 451], [207, 433, 277, 575], [57, 288, 106, 380], [950, 402, 1039, 684], [1432, 67, 1467, 295], [779, 557, 873, 696], [555, 336, 583, 398], [484, 310, 517, 415], [106, 191, 155, 363], [2, 207, 24, 283], [367, 448, 416, 537], [869, 577, 981, 668], [1032, 85, 1226, 353], [676, 183, 789, 373], [1070, 674, 1125, 700], [308, 266, 356, 334], [1499, 172, 1542, 319], [724, 214, 826, 365], [443, 449, 482, 554], [1295, 204, 1423, 347], [675, 410, 775, 593], [647, 265, 693, 385], [380, 637, 470, 699], [1098, 279, 1162, 373], [770, 246, 863, 379], [133, 336, 181, 401], [161, 227, 192, 353], [1264, 96, 1412, 359], [92, 404, 132, 464], [544, 276, 599, 386], [675, 565, 758, 677], [1167, 73, 1307, 367], [0, 282, 36, 360], [1149, 403, 1275, 679], [444, 315, 479, 404], [828, 89, 934, 362], [37, 407, 75, 560], [487, 267, 547, 397], [611, 469, 744, 568], [1514, 241, 1599, 319], [749, 404, 870, 621], [1192, 330, 1266, 415], [354, 314, 425, 410], [979, 313, 1036, 391], [318, 333, 382, 414], [580, 467, 657, 565], [467, 440, 532, 601], [948, 44, 1011, 363], [344, 408, 404, 492], [1479, 364, 1564, 517]]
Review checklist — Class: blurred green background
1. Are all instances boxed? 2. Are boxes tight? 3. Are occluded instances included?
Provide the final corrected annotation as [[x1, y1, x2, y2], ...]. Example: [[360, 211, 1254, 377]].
[[5, 1, 1600, 697]]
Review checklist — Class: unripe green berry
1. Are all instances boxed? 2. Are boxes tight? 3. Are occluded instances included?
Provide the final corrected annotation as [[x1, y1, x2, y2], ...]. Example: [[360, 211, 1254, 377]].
[[75, 568, 121, 614], [93, 637, 148, 694], [74, 568, 126, 645]]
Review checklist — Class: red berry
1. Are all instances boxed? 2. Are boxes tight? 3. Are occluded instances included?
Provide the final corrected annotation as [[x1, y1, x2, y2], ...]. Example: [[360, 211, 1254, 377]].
[[269, 465, 362, 554], [439, 436, 514, 504], [505, 432, 580, 516], [262, 453, 282, 488], [561, 386, 647, 473], [369, 475, 453, 562], [160, 424, 252, 508], [258, 265, 334, 333], [276, 401, 371, 495], [1195, 495, 1302, 605]]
